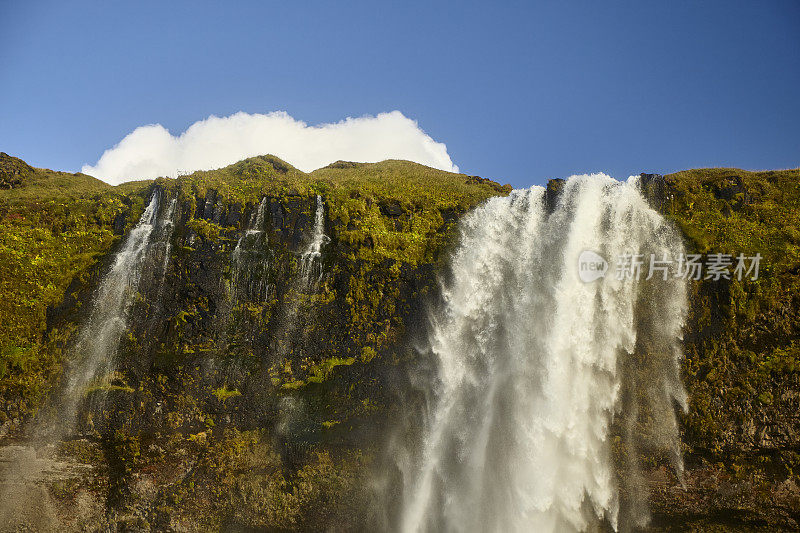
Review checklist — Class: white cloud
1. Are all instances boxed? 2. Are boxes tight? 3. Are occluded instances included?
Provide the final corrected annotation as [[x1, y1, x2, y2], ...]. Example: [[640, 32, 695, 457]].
[[81, 111, 458, 184]]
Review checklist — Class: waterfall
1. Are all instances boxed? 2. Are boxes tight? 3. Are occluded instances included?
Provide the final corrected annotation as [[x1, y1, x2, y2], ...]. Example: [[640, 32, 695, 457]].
[[48, 190, 166, 435], [233, 196, 268, 254], [299, 194, 329, 289], [231, 197, 270, 302], [274, 195, 329, 358], [152, 197, 178, 308], [158, 197, 177, 276], [395, 174, 688, 533]]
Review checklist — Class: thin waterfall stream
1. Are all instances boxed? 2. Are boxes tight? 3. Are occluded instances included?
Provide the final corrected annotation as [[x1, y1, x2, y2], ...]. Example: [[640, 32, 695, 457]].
[[275, 195, 329, 360], [231, 197, 270, 302], [299, 194, 329, 290], [0, 190, 174, 525], [0, 175, 693, 531], [56, 190, 169, 435]]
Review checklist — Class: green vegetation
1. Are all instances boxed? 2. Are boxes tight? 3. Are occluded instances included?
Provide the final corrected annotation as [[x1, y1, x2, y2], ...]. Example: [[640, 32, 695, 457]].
[[168, 155, 509, 390], [0, 151, 111, 201], [174, 155, 510, 264], [186, 218, 223, 242], [139, 428, 369, 530], [211, 385, 241, 401], [660, 167, 800, 527], [0, 153, 151, 422], [0, 152, 509, 530], [3, 151, 798, 530], [311, 160, 511, 264]]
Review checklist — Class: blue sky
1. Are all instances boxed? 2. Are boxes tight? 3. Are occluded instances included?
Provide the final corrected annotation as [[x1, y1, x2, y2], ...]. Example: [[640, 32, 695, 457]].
[[1, 0, 798, 188]]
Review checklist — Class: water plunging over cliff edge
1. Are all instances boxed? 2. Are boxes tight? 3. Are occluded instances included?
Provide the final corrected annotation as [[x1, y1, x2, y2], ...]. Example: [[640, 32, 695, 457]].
[[393, 174, 688, 533], [231, 197, 270, 303], [299, 194, 330, 290], [0, 190, 175, 528], [46, 190, 172, 437]]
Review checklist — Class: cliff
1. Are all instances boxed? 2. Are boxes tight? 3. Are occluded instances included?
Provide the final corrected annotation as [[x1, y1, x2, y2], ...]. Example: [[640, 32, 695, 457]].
[[0, 152, 798, 531], [650, 168, 800, 530], [0, 152, 510, 530]]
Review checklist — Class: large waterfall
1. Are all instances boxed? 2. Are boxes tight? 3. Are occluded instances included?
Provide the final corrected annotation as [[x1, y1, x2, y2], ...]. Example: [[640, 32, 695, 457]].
[[394, 174, 688, 533]]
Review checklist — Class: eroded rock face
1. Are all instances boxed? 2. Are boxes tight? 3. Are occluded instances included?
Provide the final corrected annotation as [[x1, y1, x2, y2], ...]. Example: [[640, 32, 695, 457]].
[[639, 172, 669, 212], [543, 177, 565, 213], [1, 160, 798, 531], [0, 442, 105, 532], [0, 171, 488, 530], [646, 169, 800, 530]]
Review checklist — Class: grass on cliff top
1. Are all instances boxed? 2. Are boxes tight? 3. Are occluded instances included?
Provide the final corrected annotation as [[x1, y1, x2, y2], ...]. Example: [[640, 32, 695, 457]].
[[0, 152, 510, 415], [665, 167, 800, 271], [167, 155, 309, 201], [168, 155, 512, 265], [664, 166, 800, 342], [0, 154, 150, 356], [310, 159, 511, 210], [0, 152, 115, 202], [1, 150, 509, 215], [167, 154, 510, 208]]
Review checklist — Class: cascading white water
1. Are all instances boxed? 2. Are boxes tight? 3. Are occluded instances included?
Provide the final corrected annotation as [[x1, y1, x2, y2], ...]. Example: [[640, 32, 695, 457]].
[[299, 194, 329, 289], [49, 191, 165, 433], [0, 191, 175, 527], [158, 197, 177, 276], [273, 195, 329, 359], [233, 196, 268, 254], [231, 197, 270, 302], [151, 197, 178, 311], [397, 174, 688, 533], [0, 190, 175, 531]]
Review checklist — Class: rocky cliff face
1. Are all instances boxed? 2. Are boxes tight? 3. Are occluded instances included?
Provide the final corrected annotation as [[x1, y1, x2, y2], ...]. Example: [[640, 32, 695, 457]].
[[0, 154, 797, 531], [0, 153, 509, 531], [650, 168, 800, 530]]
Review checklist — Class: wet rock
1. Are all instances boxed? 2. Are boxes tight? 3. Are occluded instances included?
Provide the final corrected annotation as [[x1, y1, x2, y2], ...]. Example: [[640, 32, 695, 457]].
[[226, 202, 243, 227], [293, 212, 311, 249], [113, 211, 128, 235], [212, 202, 224, 224], [544, 178, 565, 213], [202, 190, 218, 220], [269, 198, 285, 232], [639, 173, 668, 211]]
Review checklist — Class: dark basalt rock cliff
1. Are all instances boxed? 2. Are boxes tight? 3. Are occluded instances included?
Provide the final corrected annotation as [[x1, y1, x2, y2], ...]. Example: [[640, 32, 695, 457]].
[[634, 170, 800, 531], [0, 155, 509, 530], [0, 154, 798, 531]]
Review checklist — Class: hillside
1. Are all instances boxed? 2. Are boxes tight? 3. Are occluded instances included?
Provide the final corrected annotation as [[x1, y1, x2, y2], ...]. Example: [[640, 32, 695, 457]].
[[0, 154, 798, 530], [0, 153, 509, 530]]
